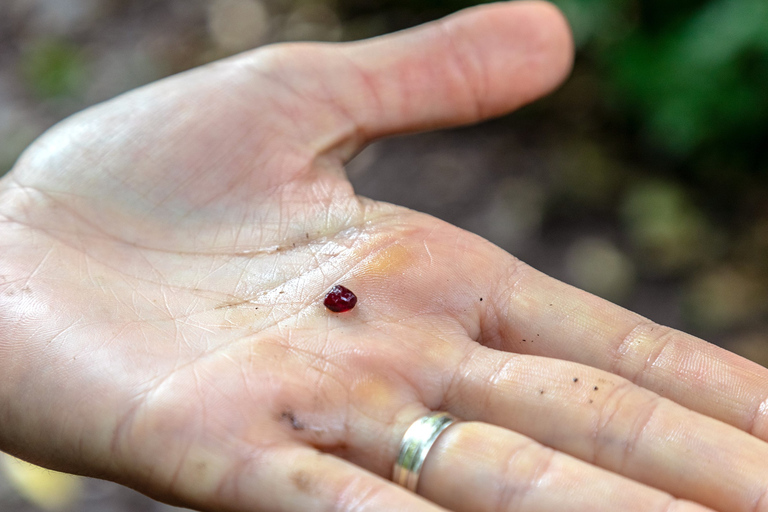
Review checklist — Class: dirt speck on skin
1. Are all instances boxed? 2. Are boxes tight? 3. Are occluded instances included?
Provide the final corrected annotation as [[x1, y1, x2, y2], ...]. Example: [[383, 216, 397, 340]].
[[291, 470, 313, 493], [281, 410, 305, 431], [191, 460, 208, 480], [215, 298, 252, 310], [309, 439, 349, 455]]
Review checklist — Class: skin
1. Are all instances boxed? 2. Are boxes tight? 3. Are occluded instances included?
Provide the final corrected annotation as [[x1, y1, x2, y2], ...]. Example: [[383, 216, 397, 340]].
[[0, 2, 767, 511]]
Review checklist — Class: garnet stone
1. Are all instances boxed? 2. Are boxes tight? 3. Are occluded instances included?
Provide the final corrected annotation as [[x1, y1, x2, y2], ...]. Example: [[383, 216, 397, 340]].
[[324, 285, 357, 313]]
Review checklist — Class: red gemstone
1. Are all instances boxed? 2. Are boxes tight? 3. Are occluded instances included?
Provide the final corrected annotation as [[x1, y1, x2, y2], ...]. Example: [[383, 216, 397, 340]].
[[324, 285, 357, 313]]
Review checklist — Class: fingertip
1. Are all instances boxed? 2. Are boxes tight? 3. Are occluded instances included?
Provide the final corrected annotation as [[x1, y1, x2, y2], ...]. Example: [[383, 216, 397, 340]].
[[440, 1, 574, 117], [523, 1, 576, 91]]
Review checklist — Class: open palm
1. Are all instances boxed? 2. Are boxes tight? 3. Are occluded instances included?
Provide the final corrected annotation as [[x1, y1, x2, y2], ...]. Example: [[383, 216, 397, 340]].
[[1, 3, 767, 512]]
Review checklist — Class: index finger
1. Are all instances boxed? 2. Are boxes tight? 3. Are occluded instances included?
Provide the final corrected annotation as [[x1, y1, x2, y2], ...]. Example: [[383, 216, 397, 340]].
[[482, 252, 768, 440]]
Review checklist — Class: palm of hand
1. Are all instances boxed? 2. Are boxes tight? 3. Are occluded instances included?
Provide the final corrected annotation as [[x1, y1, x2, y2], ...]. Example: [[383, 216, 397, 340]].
[[0, 35, 508, 506]]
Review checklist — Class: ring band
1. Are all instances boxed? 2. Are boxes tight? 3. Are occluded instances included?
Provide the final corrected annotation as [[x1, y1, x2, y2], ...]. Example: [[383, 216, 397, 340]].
[[392, 412, 459, 492]]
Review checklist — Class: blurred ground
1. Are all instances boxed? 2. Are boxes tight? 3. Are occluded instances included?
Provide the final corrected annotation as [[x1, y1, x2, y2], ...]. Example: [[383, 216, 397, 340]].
[[1, 0, 767, 510]]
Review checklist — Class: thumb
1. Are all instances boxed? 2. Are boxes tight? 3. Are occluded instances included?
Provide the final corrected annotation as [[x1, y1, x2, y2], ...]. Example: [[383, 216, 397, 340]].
[[230, 1, 573, 159], [339, 1, 574, 139]]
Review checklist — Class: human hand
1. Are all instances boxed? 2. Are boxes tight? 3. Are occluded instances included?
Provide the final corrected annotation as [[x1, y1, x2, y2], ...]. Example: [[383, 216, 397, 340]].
[[1, 2, 767, 511]]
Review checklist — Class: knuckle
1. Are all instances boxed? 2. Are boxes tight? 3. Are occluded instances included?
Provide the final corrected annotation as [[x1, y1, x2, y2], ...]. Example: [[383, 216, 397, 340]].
[[443, 345, 480, 407], [753, 487, 768, 512], [749, 397, 768, 439], [444, 347, 519, 415], [334, 474, 386, 512], [487, 256, 532, 349], [494, 442, 556, 512], [591, 380, 661, 472], [612, 320, 676, 384]]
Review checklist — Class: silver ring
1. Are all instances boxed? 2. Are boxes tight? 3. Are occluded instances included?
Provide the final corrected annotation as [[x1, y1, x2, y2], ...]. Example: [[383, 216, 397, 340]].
[[392, 412, 459, 492]]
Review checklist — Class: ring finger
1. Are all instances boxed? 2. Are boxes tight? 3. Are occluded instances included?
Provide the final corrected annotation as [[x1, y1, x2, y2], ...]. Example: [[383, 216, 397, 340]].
[[411, 419, 714, 512]]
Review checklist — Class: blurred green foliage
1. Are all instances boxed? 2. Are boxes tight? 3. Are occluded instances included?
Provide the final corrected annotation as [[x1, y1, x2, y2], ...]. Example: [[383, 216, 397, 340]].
[[620, 179, 723, 274], [340, 0, 768, 172], [22, 38, 87, 99], [598, 0, 768, 163]]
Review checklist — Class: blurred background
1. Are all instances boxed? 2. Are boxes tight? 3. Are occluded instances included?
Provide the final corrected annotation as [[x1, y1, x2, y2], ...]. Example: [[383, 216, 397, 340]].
[[0, 0, 767, 510]]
